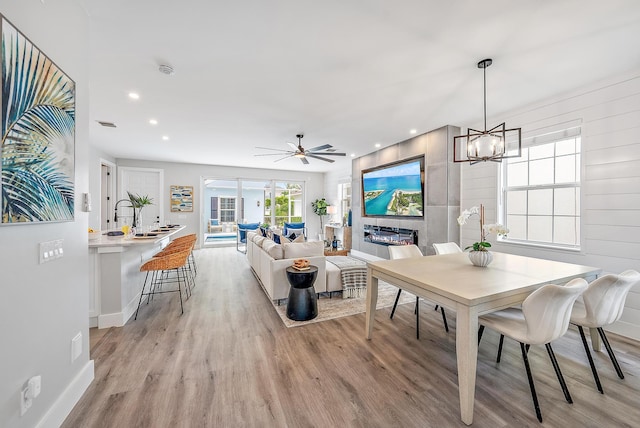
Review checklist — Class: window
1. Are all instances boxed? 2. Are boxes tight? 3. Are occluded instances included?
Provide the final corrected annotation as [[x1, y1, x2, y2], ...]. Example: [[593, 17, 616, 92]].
[[219, 197, 236, 222], [502, 127, 581, 249], [339, 182, 351, 223], [271, 182, 303, 226]]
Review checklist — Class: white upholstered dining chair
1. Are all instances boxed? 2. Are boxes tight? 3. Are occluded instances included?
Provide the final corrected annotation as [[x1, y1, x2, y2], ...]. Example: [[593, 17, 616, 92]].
[[477, 278, 588, 423], [432, 242, 462, 255], [388, 245, 448, 339], [570, 269, 640, 393]]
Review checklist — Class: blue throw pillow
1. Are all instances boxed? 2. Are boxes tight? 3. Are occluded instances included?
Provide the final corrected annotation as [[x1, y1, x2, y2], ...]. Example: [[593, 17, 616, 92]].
[[211, 219, 219, 226], [273, 234, 281, 244], [260, 227, 267, 237]]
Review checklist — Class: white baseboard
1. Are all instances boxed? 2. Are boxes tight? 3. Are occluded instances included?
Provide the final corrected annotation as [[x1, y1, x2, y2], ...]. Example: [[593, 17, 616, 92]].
[[122, 292, 142, 325], [97, 292, 141, 328], [98, 312, 124, 328], [36, 360, 94, 428]]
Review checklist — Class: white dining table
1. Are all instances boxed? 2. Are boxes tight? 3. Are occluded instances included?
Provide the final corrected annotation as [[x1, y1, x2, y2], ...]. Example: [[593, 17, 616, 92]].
[[364, 252, 601, 425]]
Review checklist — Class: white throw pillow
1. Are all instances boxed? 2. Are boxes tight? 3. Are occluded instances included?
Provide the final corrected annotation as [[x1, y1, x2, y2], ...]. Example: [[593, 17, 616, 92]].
[[254, 236, 266, 247], [286, 227, 305, 239], [293, 234, 305, 243], [283, 240, 324, 258], [262, 239, 283, 259]]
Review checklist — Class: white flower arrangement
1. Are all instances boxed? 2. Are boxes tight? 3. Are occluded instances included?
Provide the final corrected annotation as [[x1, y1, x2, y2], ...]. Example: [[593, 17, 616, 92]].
[[457, 204, 509, 251]]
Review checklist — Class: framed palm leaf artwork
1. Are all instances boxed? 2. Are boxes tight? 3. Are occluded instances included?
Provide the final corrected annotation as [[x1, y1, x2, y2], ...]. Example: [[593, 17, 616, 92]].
[[1, 16, 75, 224]]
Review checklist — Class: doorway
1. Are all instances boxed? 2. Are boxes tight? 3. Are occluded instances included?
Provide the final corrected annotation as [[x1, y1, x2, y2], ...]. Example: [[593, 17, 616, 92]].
[[118, 167, 164, 229], [100, 160, 116, 231]]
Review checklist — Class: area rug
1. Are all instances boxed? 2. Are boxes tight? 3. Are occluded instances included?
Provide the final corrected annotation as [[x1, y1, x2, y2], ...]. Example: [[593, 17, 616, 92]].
[[272, 281, 415, 328]]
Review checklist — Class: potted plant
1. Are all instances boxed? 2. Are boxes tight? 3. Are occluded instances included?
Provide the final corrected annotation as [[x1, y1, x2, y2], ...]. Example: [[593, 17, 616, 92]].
[[127, 191, 153, 227], [457, 204, 508, 267], [311, 198, 328, 240]]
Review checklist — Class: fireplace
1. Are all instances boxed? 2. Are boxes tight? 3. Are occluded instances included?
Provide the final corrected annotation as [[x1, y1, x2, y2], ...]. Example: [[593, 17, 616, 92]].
[[363, 224, 418, 246]]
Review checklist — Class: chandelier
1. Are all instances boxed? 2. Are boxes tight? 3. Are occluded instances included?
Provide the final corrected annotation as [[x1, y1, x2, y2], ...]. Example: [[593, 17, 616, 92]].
[[454, 59, 521, 164]]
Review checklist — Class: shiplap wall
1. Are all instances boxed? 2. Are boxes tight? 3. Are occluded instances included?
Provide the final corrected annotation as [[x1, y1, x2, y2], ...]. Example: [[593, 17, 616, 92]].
[[460, 68, 640, 341]]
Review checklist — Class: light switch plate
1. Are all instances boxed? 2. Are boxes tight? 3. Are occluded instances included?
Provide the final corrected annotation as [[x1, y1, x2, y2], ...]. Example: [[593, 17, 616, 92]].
[[39, 239, 64, 264]]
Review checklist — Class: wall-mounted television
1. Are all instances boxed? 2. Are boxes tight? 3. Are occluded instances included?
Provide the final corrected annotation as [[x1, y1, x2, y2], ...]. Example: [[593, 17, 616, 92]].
[[361, 155, 425, 218]]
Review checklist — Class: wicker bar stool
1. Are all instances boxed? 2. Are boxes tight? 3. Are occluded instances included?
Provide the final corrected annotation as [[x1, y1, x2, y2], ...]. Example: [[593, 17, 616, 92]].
[[157, 234, 198, 277], [134, 249, 191, 319]]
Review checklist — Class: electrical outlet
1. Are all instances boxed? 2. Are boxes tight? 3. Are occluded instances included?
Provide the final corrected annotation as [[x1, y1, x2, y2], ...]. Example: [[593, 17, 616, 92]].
[[20, 375, 41, 416], [20, 385, 32, 416]]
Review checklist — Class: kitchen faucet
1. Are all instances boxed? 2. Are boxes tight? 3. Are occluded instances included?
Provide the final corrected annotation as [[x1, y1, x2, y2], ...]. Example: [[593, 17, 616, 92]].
[[113, 199, 133, 223]]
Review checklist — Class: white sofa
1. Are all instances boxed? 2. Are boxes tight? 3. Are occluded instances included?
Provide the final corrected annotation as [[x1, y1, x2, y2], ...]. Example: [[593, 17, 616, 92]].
[[246, 231, 343, 301]]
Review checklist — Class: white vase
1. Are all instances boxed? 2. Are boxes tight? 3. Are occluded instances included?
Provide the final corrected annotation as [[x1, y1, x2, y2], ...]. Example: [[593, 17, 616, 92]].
[[468, 250, 493, 267]]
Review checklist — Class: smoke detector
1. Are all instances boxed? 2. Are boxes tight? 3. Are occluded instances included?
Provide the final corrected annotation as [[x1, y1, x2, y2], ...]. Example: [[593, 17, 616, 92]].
[[158, 64, 175, 76]]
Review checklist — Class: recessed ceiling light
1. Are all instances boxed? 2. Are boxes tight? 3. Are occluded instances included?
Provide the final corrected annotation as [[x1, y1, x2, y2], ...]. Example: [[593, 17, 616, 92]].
[[162, 136, 169, 141], [375, 143, 381, 148], [410, 129, 417, 134], [149, 119, 158, 125], [350, 153, 355, 157]]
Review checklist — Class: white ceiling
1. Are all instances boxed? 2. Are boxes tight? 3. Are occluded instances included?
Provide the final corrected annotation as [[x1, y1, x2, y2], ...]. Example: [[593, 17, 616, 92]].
[[84, 0, 640, 172]]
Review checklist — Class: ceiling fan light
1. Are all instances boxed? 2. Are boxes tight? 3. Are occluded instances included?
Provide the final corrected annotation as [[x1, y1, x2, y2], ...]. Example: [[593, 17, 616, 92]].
[[294, 152, 305, 158]]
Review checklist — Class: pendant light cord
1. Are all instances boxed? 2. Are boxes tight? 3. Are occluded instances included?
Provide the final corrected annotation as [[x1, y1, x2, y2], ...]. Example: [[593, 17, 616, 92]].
[[483, 64, 487, 132]]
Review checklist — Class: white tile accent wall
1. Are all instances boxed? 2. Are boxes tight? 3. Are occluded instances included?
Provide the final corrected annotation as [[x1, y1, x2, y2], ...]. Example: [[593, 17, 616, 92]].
[[460, 69, 640, 340]]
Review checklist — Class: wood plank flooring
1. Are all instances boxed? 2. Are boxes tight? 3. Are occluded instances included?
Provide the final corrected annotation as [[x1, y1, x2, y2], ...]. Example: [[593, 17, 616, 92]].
[[63, 247, 640, 427]]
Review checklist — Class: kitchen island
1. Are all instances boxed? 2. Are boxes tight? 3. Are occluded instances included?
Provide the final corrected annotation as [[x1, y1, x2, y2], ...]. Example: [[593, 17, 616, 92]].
[[88, 226, 186, 328]]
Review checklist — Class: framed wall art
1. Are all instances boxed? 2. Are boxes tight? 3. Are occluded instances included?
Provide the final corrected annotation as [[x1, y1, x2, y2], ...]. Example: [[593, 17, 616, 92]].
[[170, 185, 194, 212], [1, 15, 76, 224]]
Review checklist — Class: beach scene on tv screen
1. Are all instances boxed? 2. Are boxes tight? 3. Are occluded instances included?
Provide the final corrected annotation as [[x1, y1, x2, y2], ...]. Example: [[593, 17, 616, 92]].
[[363, 160, 423, 216]]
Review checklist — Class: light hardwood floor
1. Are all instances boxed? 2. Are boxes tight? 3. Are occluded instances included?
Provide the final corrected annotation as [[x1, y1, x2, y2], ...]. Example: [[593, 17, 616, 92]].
[[64, 247, 640, 427]]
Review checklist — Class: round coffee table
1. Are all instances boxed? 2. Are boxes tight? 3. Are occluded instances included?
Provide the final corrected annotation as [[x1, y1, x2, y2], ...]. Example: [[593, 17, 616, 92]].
[[285, 265, 319, 321]]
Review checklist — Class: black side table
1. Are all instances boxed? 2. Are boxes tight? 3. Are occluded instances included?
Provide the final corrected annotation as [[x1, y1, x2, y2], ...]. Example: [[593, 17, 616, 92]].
[[285, 265, 319, 321]]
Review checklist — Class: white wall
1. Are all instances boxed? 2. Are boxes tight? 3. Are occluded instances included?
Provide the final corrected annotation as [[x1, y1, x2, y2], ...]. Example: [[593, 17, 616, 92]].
[[0, 2, 93, 427], [460, 68, 640, 341], [324, 165, 352, 219], [350, 126, 460, 258], [115, 159, 326, 244]]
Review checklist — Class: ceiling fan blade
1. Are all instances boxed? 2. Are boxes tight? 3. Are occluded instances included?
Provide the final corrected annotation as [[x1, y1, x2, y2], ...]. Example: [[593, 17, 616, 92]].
[[300, 157, 309, 165], [274, 154, 293, 162], [306, 154, 335, 163], [287, 142, 299, 151], [254, 153, 293, 157], [255, 146, 289, 152], [307, 144, 332, 152], [307, 151, 346, 156]]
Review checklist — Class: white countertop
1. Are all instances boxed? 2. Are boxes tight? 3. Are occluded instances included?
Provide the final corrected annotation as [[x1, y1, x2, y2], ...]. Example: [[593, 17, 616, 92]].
[[88, 225, 185, 248]]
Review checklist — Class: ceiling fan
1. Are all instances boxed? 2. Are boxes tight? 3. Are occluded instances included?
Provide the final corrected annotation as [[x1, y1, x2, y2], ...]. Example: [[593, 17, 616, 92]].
[[255, 134, 346, 164]]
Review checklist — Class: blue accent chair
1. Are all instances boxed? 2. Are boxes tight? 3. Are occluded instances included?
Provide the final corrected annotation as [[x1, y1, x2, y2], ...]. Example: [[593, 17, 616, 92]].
[[237, 222, 260, 253], [283, 222, 306, 239]]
